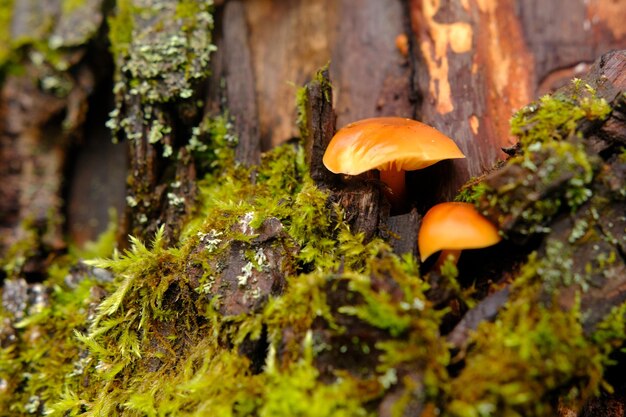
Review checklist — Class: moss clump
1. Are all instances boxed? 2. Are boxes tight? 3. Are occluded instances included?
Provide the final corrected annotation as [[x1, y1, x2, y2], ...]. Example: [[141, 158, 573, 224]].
[[259, 332, 372, 417], [474, 79, 612, 236], [445, 250, 626, 417], [0, 223, 117, 414], [444, 76, 625, 416], [447, 294, 623, 417], [61, 0, 87, 14], [187, 113, 238, 173], [107, 0, 135, 60], [314, 63, 333, 103], [510, 79, 611, 149], [0, 0, 14, 67], [485, 139, 596, 235], [0, 221, 39, 280], [295, 85, 310, 140], [295, 64, 332, 147], [2, 65, 624, 416], [455, 181, 489, 204], [0, 274, 100, 414]]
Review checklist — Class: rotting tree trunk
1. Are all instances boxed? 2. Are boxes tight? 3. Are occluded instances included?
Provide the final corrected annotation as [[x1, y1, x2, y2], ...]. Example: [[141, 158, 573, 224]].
[[0, 1, 626, 416]]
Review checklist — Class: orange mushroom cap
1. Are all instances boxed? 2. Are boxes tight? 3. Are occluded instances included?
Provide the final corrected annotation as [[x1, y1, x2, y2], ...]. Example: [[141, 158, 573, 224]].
[[322, 117, 465, 175], [418, 202, 501, 262]]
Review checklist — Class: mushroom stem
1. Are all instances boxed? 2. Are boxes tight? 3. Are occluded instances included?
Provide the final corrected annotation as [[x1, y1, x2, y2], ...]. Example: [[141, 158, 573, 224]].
[[434, 249, 462, 272], [379, 169, 406, 211]]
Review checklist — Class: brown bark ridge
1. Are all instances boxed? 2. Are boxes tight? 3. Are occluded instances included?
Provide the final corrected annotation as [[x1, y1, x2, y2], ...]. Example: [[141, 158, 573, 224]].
[[299, 67, 336, 187], [108, 0, 217, 245], [208, 0, 262, 167], [299, 67, 385, 242]]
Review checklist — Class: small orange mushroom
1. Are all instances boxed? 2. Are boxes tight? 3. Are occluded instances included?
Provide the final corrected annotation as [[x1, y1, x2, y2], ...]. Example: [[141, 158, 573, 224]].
[[395, 33, 409, 57], [322, 117, 465, 209], [418, 202, 501, 270]]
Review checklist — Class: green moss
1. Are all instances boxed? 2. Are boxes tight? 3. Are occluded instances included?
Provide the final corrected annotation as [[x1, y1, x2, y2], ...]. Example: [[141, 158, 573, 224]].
[[296, 64, 332, 141], [62, 0, 86, 14], [443, 238, 626, 417], [108, 0, 136, 62], [295, 85, 309, 140], [0, 136, 452, 415], [0, 262, 110, 414], [187, 113, 237, 173], [439, 76, 625, 416], [175, 0, 201, 21], [259, 333, 373, 417], [107, 0, 217, 156], [479, 78, 609, 232], [0, 0, 13, 67], [480, 131, 599, 236], [510, 79, 611, 150], [0, 222, 38, 279], [314, 63, 332, 103], [455, 181, 489, 204], [446, 294, 614, 417], [456, 79, 615, 237], [3, 72, 624, 416]]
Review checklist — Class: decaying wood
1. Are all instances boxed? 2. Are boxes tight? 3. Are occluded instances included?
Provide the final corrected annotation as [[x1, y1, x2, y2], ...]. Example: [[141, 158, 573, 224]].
[[0, 0, 106, 263], [300, 67, 421, 246], [409, 0, 532, 202], [383, 209, 421, 258], [0, 73, 68, 256], [209, 1, 261, 166], [299, 68, 393, 243], [300, 67, 336, 187], [449, 50, 626, 350], [112, 1, 211, 245], [329, 0, 413, 126], [519, 0, 626, 94], [230, 0, 626, 206], [187, 217, 293, 317]]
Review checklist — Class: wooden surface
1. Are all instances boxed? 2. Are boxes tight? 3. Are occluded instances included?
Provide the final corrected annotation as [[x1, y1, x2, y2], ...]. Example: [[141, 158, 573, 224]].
[[228, 0, 626, 203]]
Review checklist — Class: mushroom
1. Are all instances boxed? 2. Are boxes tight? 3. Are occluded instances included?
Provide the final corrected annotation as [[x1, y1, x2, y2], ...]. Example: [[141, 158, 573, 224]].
[[418, 202, 501, 270], [322, 117, 465, 210]]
